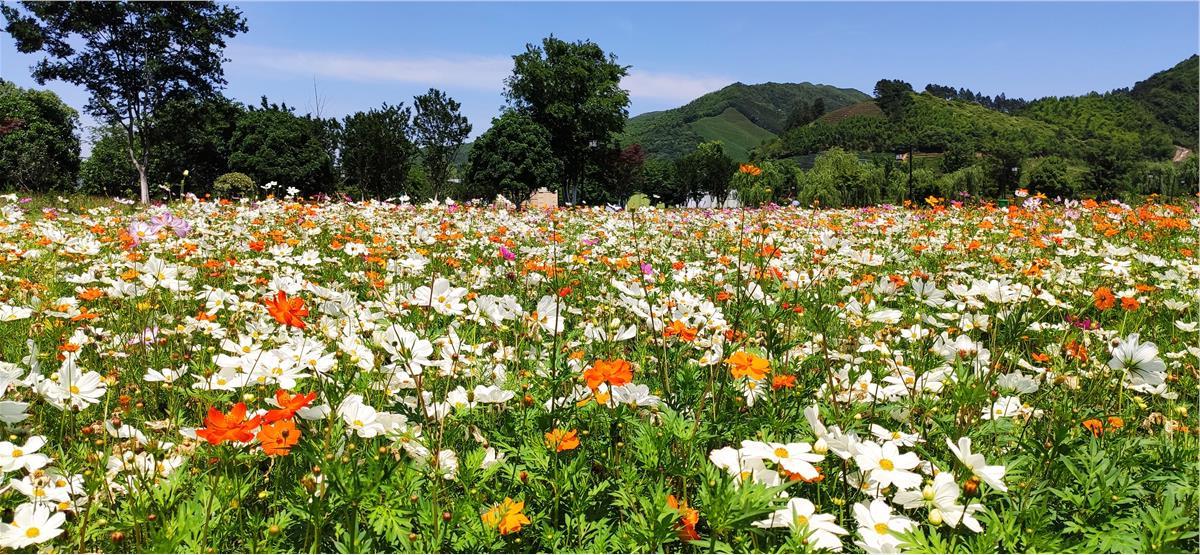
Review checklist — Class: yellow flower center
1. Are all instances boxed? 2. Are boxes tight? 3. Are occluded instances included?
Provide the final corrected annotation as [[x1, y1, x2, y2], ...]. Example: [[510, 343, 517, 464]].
[[34, 488, 45, 497], [353, 419, 364, 427], [11, 449, 23, 457], [879, 458, 895, 471], [25, 527, 39, 538], [794, 515, 810, 527], [874, 523, 890, 535], [69, 385, 80, 394], [774, 447, 790, 459]]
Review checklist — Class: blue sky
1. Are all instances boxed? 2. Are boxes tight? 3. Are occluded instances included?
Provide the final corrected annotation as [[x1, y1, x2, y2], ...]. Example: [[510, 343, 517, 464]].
[[3, 1, 1197, 150]]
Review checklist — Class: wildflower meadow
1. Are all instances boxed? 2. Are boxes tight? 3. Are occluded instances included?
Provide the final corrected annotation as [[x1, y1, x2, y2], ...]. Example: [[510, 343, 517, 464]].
[[0, 192, 1196, 553]]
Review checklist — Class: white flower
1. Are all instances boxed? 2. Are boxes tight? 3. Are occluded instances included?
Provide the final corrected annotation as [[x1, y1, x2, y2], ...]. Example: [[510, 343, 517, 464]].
[[0, 503, 65, 548], [753, 497, 847, 551], [0, 401, 30, 424], [854, 441, 922, 490], [0, 436, 51, 473], [741, 440, 824, 480], [1108, 333, 1167, 387], [337, 395, 386, 438], [945, 437, 1007, 492], [853, 498, 913, 553], [981, 395, 1023, 420]]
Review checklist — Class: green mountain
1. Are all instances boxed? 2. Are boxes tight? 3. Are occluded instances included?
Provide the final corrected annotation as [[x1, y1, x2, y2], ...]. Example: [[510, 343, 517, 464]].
[[619, 82, 869, 160], [760, 56, 1195, 165], [1129, 54, 1198, 149]]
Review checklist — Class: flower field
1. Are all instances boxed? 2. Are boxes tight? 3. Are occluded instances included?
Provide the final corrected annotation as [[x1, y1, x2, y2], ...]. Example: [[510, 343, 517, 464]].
[[0, 193, 1197, 553]]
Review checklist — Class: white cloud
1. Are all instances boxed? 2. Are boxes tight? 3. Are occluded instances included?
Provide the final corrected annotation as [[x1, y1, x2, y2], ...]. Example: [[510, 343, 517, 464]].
[[622, 70, 730, 101], [230, 45, 730, 102], [229, 45, 512, 90]]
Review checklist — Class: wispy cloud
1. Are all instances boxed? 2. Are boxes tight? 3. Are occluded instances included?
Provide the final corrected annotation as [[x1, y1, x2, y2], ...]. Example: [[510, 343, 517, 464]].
[[230, 46, 512, 90], [623, 70, 729, 101], [230, 45, 730, 102]]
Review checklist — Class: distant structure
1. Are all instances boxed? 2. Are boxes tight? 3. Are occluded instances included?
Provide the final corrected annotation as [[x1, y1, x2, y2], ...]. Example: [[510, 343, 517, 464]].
[[686, 190, 741, 209], [1173, 146, 1192, 163], [523, 187, 558, 210], [493, 194, 516, 210]]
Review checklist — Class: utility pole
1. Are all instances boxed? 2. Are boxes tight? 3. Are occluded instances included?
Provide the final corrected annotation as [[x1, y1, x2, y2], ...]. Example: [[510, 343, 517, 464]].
[[907, 144, 914, 202]]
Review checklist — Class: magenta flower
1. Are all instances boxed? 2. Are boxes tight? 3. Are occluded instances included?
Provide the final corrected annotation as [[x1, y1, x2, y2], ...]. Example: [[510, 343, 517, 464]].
[[499, 246, 516, 261]]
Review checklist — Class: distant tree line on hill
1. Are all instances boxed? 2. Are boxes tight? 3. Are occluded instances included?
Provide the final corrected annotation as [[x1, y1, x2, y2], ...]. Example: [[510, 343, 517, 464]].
[[1, 1, 1195, 207]]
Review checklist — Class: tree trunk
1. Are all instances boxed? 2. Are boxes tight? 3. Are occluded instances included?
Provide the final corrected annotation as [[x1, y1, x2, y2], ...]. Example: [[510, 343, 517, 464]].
[[137, 164, 150, 204]]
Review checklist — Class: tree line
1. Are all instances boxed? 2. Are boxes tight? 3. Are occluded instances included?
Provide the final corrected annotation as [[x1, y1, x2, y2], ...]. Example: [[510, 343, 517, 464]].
[[1, 1, 1195, 207]]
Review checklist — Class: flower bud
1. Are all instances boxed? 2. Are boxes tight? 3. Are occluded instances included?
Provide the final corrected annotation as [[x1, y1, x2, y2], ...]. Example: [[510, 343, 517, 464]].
[[813, 438, 828, 455], [928, 508, 943, 526]]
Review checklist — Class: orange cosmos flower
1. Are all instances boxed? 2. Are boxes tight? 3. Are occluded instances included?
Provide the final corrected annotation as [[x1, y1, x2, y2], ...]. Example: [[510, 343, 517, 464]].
[[264, 389, 317, 423], [482, 497, 531, 535], [195, 403, 262, 445], [771, 374, 796, 390], [1120, 296, 1140, 311], [78, 288, 105, 301], [739, 163, 762, 177], [264, 291, 309, 329], [1092, 287, 1115, 311], [1106, 416, 1125, 431], [666, 495, 700, 541], [725, 351, 769, 381], [1082, 418, 1104, 437], [545, 428, 580, 452], [583, 359, 633, 390], [663, 320, 698, 342], [258, 419, 301, 456]]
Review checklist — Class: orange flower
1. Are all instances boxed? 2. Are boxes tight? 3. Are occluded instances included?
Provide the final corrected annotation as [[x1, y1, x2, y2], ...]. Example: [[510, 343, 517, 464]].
[[264, 389, 317, 423], [196, 403, 262, 445], [771, 374, 796, 390], [1092, 287, 1115, 311], [582, 359, 632, 390], [1120, 296, 1139, 311], [1106, 416, 1125, 430], [258, 419, 301, 456], [482, 497, 530, 535], [663, 320, 698, 342], [725, 351, 769, 381], [264, 291, 309, 329], [666, 495, 700, 541], [738, 163, 762, 176], [78, 288, 105, 301], [545, 428, 580, 452], [1065, 340, 1089, 363], [1082, 418, 1104, 437]]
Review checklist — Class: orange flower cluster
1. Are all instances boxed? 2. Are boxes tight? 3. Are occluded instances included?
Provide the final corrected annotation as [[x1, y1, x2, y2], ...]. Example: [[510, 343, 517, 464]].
[[725, 351, 769, 381], [545, 428, 580, 452], [195, 389, 315, 456], [482, 497, 531, 535], [1082, 416, 1124, 437], [738, 163, 762, 176], [666, 495, 700, 541], [583, 359, 633, 390], [663, 320, 698, 342], [264, 291, 309, 329]]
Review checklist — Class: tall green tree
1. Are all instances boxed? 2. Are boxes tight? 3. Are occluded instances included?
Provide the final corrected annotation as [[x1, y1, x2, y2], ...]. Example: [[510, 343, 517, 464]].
[[674, 141, 735, 204], [145, 94, 243, 195], [874, 79, 914, 120], [465, 111, 560, 202], [412, 89, 471, 200], [229, 99, 335, 195], [80, 126, 137, 197], [504, 36, 630, 204], [341, 103, 415, 199], [2, 1, 247, 203], [0, 79, 79, 192]]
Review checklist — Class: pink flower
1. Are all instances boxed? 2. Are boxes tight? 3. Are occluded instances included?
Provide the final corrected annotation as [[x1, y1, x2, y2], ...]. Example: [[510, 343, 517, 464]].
[[499, 246, 516, 261]]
